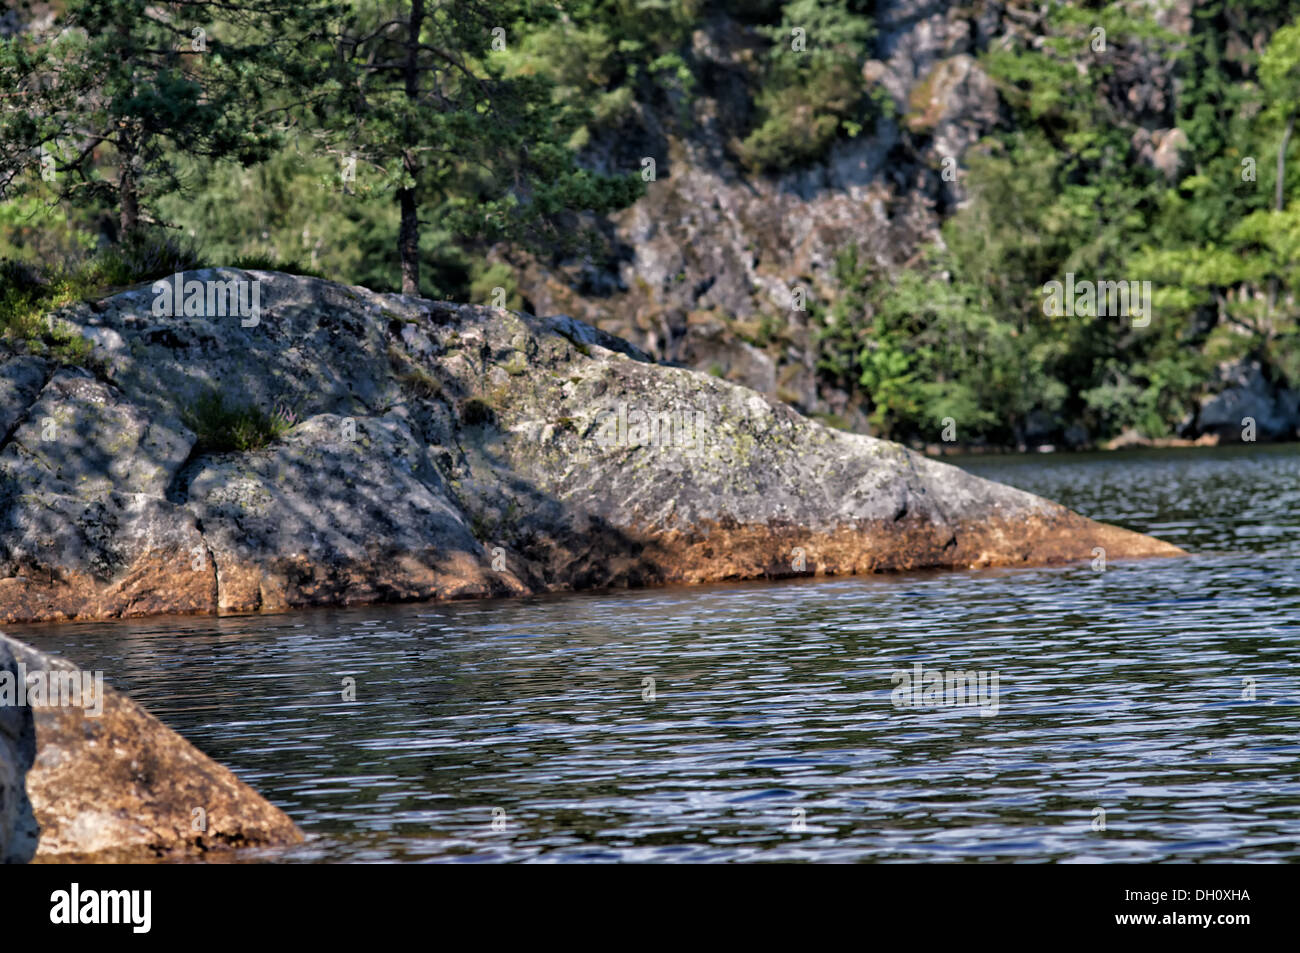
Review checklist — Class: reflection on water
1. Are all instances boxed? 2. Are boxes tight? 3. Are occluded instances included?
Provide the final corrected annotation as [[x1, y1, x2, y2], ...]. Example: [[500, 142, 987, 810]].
[[8, 444, 1300, 862]]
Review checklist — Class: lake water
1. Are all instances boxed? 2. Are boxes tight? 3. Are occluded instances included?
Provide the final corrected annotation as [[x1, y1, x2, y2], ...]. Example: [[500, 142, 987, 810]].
[[8, 444, 1299, 862]]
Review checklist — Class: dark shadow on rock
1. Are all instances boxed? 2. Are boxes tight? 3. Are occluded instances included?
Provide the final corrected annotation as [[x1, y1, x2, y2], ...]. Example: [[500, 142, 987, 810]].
[[0, 639, 39, 863]]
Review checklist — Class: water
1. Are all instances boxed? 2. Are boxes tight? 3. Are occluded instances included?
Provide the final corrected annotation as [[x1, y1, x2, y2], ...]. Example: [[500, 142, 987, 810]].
[[7, 445, 1299, 862]]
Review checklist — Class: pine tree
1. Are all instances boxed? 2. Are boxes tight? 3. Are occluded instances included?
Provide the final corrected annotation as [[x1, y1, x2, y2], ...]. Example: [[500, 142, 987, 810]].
[[0, 0, 334, 240], [323, 0, 642, 296]]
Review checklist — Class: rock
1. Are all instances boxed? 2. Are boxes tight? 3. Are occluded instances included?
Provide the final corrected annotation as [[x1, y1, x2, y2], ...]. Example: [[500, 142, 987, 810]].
[[1152, 128, 1190, 180], [0, 631, 302, 861], [681, 330, 777, 396], [0, 270, 1182, 624], [1102, 428, 1219, 451], [1063, 424, 1091, 450], [0, 365, 210, 624], [185, 411, 528, 612], [0, 640, 38, 863], [1103, 427, 1151, 451], [2, 369, 193, 498], [1133, 127, 1191, 181], [495, 5, 1197, 427], [500, 6, 1007, 416], [0, 355, 48, 440], [1023, 409, 1062, 447], [904, 54, 1001, 180], [1198, 359, 1300, 441]]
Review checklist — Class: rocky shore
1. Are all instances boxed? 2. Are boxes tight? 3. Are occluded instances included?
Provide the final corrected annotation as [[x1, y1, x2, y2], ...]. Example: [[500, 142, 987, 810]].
[[0, 269, 1182, 627], [0, 268, 1188, 860]]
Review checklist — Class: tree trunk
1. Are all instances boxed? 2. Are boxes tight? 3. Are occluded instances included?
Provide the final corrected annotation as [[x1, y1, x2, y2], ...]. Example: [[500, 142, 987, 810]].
[[398, 0, 424, 296], [116, 19, 139, 241], [119, 140, 139, 239], [398, 180, 418, 295], [1276, 114, 1294, 214]]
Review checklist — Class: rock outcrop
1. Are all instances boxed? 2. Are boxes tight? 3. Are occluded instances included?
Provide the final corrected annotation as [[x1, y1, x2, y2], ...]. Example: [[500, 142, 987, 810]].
[[0, 631, 302, 861], [500, 4, 1016, 426], [497, 5, 1211, 440], [0, 269, 1181, 624], [1196, 359, 1300, 442]]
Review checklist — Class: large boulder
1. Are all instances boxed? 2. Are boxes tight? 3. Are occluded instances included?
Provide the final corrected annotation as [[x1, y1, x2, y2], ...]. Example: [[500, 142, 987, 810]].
[[0, 631, 302, 861], [0, 269, 1182, 624]]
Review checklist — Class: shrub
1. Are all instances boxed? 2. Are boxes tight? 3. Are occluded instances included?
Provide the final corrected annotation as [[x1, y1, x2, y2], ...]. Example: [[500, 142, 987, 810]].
[[230, 253, 327, 279], [86, 229, 202, 287], [460, 396, 498, 426], [1, 230, 204, 364], [184, 389, 297, 453]]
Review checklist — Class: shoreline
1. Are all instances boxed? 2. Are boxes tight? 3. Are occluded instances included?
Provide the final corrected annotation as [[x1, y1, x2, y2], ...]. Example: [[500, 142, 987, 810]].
[[2, 536, 1189, 632]]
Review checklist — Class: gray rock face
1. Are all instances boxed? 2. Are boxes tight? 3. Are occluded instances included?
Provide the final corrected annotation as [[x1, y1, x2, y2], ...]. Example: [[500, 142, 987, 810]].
[[502, 4, 1198, 430], [2, 369, 193, 498], [502, 4, 1011, 415], [185, 411, 523, 612], [0, 269, 1181, 624], [0, 355, 48, 440], [1198, 359, 1300, 441]]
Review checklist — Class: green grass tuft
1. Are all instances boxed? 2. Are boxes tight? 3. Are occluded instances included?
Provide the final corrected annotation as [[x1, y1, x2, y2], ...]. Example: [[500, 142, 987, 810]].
[[183, 389, 297, 453], [1, 230, 202, 364], [230, 253, 327, 279]]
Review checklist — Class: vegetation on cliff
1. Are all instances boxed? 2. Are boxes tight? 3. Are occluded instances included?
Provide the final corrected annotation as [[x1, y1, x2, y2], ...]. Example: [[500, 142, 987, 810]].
[[3, 1, 1300, 448]]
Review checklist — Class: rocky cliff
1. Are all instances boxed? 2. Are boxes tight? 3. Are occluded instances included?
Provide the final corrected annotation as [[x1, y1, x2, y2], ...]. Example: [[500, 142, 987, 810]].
[[498, 2, 1040, 429], [497, 1, 1299, 445], [0, 269, 1181, 624]]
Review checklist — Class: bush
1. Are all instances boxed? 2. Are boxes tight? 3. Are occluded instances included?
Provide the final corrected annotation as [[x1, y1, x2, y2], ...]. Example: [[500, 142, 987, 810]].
[[230, 252, 327, 279], [0, 260, 97, 363], [87, 230, 202, 287], [734, 0, 875, 173], [735, 59, 867, 172]]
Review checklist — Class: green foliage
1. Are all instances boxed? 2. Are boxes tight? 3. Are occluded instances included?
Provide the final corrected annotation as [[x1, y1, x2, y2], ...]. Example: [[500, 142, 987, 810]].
[[0, 0, 334, 236], [91, 229, 203, 286], [183, 388, 296, 453], [6, 0, 1300, 450], [469, 261, 522, 311], [0, 259, 98, 364], [799, 1, 1300, 446], [0, 228, 199, 363], [818, 249, 1032, 442], [315, 0, 644, 295], [736, 0, 875, 172], [229, 254, 328, 280]]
